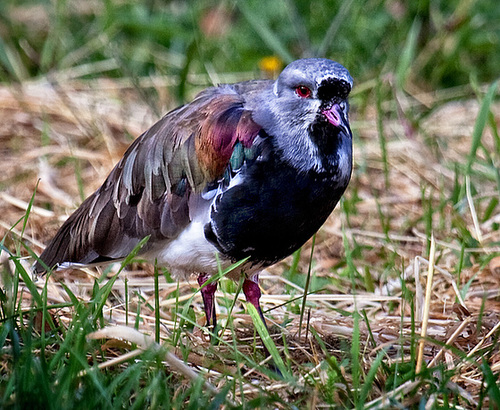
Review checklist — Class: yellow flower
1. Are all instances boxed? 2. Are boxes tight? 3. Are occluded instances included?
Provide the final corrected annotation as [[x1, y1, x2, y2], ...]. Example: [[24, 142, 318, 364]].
[[258, 56, 283, 79]]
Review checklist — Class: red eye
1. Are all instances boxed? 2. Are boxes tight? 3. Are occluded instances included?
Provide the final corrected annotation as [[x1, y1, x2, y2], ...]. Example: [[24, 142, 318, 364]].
[[295, 85, 311, 98]]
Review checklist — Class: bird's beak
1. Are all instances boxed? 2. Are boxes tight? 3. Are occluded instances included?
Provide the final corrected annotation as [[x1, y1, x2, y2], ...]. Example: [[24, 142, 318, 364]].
[[322, 104, 350, 136]]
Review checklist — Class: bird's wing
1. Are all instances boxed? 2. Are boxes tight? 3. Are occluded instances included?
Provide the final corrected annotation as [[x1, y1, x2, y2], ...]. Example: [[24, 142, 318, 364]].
[[34, 86, 262, 273]]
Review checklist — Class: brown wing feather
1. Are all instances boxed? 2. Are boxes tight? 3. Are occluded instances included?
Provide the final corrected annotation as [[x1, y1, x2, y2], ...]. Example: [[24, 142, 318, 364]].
[[34, 86, 262, 273]]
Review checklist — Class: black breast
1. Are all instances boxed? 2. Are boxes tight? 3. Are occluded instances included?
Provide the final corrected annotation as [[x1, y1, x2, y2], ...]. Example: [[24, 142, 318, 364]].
[[204, 139, 349, 265]]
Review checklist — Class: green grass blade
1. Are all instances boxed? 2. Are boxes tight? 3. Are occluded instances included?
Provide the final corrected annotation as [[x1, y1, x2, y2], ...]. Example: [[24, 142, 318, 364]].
[[351, 312, 360, 405], [218, 277, 245, 343], [20, 180, 39, 242], [12, 256, 43, 308], [396, 19, 421, 90], [316, 0, 354, 57], [358, 349, 386, 408], [466, 80, 499, 175], [238, 3, 293, 63], [125, 277, 129, 327], [376, 79, 389, 188], [246, 303, 289, 378], [481, 360, 500, 404], [154, 262, 160, 344], [298, 233, 315, 339], [0, 35, 28, 81]]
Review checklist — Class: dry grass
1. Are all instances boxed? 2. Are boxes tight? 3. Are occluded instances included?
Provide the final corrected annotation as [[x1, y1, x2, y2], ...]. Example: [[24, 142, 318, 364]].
[[1, 75, 500, 407]]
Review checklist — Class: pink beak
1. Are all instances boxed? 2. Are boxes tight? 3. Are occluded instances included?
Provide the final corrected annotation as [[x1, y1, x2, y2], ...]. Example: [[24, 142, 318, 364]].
[[322, 103, 343, 127]]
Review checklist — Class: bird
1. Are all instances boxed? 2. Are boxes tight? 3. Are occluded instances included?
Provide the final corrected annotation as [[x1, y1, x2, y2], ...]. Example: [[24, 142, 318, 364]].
[[34, 58, 353, 336]]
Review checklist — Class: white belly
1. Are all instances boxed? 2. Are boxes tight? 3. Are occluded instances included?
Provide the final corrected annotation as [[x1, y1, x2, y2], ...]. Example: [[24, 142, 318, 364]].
[[150, 220, 229, 279]]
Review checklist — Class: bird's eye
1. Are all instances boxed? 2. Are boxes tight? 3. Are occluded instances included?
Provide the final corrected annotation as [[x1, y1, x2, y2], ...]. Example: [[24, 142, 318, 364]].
[[295, 85, 312, 98]]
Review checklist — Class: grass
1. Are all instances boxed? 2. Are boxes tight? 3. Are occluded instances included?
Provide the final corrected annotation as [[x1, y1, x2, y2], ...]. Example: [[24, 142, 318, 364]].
[[1, 0, 500, 408]]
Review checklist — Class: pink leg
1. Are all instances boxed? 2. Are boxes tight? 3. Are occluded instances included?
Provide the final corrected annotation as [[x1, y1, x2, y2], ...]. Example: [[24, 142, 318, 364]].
[[197, 273, 218, 329], [243, 276, 267, 328]]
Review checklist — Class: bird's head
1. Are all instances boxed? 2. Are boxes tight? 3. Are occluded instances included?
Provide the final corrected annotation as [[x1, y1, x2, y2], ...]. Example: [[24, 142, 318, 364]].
[[252, 58, 353, 176]]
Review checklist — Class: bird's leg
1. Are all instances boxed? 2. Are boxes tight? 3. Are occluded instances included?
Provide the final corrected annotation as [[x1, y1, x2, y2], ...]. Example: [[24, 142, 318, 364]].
[[242, 275, 267, 328], [197, 273, 218, 333]]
